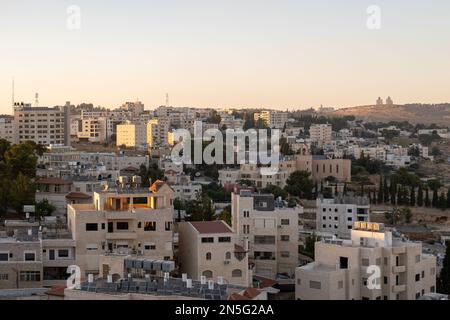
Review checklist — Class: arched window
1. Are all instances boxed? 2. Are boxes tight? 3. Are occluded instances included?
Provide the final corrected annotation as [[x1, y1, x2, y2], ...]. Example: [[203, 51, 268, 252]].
[[202, 270, 213, 278], [225, 252, 231, 260], [206, 252, 212, 260], [232, 269, 242, 277]]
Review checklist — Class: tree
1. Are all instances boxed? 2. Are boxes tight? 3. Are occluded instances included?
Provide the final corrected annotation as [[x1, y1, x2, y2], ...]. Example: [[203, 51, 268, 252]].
[[383, 177, 390, 204], [378, 176, 384, 204], [410, 186, 416, 207], [279, 137, 294, 156], [439, 192, 447, 210], [424, 188, 430, 207], [218, 205, 232, 226], [10, 173, 35, 213], [35, 199, 56, 220], [139, 163, 164, 187], [299, 233, 321, 259], [261, 185, 288, 199], [385, 207, 402, 225], [173, 198, 184, 222], [431, 146, 442, 157], [402, 208, 413, 224], [432, 188, 439, 208], [437, 242, 450, 294], [447, 188, 450, 209], [285, 171, 313, 199], [417, 184, 424, 207]]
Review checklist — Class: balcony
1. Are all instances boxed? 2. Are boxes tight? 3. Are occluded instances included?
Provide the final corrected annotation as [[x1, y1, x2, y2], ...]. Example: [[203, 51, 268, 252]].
[[105, 231, 137, 240], [392, 265, 406, 273], [105, 210, 136, 220], [392, 284, 406, 293]]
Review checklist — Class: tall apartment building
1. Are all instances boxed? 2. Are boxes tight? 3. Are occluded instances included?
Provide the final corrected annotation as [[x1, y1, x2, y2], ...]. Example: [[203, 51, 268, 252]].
[[316, 196, 370, 238], [147, 118, 171, 148], [13, 103, 70, 146], [295, 222, 437, 300], [67, 179, 175, 278], [178, 220, 250, 286], [75, 117, 107, 143], [120, 101, 145, 115], [309, 124, 332, 144], [116, 121, 147, 148], [253, 111, 288, 129], [232, 190, 302, 279], [0, 116, 14, 142]]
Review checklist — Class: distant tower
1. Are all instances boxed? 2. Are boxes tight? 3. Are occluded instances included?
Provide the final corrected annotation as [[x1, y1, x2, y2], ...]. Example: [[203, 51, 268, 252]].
[[386, 96, 393, 106], [165, 93, 169, 108], [376, 97, 383, 106], [35, 93, 39, 107]]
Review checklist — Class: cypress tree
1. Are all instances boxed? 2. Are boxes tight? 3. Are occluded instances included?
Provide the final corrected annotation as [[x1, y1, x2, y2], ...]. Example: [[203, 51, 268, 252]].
[[410, 186, 416, 207], [425, 188, 430, 207], [378, 176, 383, 204], [383, 178, 389, 204], [432, 188, 439, 208], [391, 183, 396, 205], [447, 188, 450, 209], [439, 192, 447, 210], [417, 184, 424, 207], [343, 182, 348, 196]]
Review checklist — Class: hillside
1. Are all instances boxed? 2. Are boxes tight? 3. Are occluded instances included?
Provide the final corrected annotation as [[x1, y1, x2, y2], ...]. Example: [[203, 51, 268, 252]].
[[332, 103, 450, 125]]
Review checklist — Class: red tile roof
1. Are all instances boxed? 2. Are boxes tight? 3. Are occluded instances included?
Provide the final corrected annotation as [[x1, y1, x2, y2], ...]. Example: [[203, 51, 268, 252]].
[[190, 220, 233, 234], [228, 293, 250, 300], [65, 192, 92, 200], [243, 287, 261, 299], [36, 177, 72, 185], [253, 275, 278, 289]]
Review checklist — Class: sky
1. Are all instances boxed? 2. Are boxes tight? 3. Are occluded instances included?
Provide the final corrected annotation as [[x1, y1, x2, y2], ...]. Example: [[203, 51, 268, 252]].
[[1, 0, 450, 113]]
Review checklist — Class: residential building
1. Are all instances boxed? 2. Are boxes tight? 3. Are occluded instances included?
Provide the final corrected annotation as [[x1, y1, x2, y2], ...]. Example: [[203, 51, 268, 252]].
[[116, 121, 147, 148], [232, 190, 302, 279], [66, 179, 174, 279], [316, 196, 370, 238], [309, 124, 332, 144], [0, 116, 14, 142], [13, 103, 70, 146], [178, 220, 250, 286], [147, 118, 171, 148], [295, 222, 437, 300]]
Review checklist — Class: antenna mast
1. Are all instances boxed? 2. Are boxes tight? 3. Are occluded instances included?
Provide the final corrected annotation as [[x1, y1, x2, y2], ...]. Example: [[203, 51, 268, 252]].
[[35, 93, 39, 107], [166, 93, 169, 108], [12, 77, 15, 107]]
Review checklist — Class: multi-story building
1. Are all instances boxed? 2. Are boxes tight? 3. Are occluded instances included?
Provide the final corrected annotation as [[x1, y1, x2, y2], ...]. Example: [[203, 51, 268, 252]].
[[13, 103, 70, 146], [316, 196, 370, 238], [116, 121, 147, 148], [67, 179, 175, 278], [295, 222, 437, 300], [178, 220, 250, 286], [75, 117, 107, 143], [120, 101, 145, 115], [0, 116, 14, 142], [253, 111, 288, 129], [309, 124, 332, 145], [147, 118, 171, 148], [232, 190, 302, 279]]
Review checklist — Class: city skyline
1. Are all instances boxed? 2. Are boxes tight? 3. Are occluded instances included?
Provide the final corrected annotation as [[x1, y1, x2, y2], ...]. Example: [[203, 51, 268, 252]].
[[2, 0, 450, 112]]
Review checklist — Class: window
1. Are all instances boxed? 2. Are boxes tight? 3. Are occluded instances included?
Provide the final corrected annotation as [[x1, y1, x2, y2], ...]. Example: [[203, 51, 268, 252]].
[[280, 219, 290, 226], [218, 237, 231, 243], [0, 253, 9, 262], [206, 252, 212, 260], [20, 271, 41, 282], [116, 222, 129, 230], [202, 270, 213, 278], [384, 257, 388, 265], [421, 271, 425, 278], [144, 244, 156, 250], [225, 252, 231, 260], [384, 277, 388, 284], [201, 237, 214, 243], [137, 222, 142, 228], [322, 216, 326, 220], [362, 278, 368, 286], [0, 273, 8, 281], [334, 217, 338, 221], [280, 251, 290, 258], [86, 223, 98, 231], [347, 217, 352, 221], [86, 244, 98, 251], [144, 221, 156, 231], [415, 274, 420, 282], [415, 292, 421, 299], [431, 267, 436, 276], [347, 209, 352, 213], [281, 235, 290, 241], [165, 222, 172, 231], [232, 269, 242, 277], [339, 257, 348, 269], [362, 258, 370, 266], [415, 255, 420, 263], [431, 286, 435, 292], [338, 280, 343, 289], [309, 281, 321, 289], [376, 258, 381, 265], [24, 252, 36, 261], [101, 223, 105, 230], [254, 236, 275, 244], [58, 250, 69, 258]]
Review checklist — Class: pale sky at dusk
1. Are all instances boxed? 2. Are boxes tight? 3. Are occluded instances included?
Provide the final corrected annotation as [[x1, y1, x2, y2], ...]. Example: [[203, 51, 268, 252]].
[[1, 0, 450, 113]]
